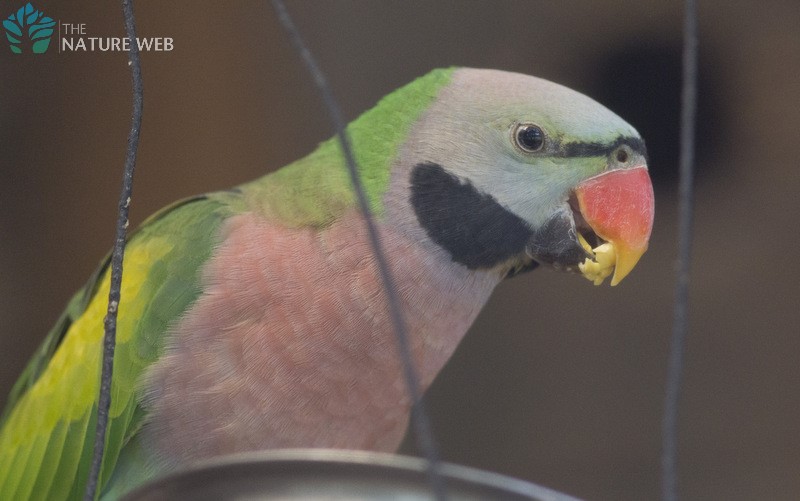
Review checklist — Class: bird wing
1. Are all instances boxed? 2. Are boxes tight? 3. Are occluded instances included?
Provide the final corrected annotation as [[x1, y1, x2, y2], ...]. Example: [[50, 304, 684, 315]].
[[0, 194, 228, 500]]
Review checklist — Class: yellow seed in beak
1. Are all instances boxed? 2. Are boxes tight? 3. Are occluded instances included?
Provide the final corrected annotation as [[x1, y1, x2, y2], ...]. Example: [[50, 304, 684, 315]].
[[578, 239, 617, 286]]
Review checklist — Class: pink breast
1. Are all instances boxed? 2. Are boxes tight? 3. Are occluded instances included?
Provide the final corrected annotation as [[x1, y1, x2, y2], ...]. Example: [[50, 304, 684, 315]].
[[141, 210, 499, 469]]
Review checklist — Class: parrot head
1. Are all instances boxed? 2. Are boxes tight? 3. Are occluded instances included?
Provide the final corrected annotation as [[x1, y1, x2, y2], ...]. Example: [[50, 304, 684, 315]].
[[392, 68, 654, 285]]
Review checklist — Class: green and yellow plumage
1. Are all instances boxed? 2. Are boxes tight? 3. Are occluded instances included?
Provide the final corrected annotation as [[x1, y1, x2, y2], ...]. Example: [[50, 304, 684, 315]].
[[0, 197, 227, 499]]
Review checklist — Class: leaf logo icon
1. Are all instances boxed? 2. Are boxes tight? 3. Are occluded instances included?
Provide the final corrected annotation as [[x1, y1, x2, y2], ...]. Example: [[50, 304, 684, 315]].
[[3, 3, 55, 54]]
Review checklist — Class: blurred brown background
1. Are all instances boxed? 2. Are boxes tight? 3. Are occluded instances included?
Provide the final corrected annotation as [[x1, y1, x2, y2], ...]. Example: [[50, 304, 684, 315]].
[[1, 1, 798, 499]]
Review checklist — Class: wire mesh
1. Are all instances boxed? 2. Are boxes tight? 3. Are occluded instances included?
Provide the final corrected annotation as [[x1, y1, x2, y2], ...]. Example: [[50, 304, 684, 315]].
[[662, 0, 699, 500], [269, 1, 446, 498], [83, 1, 143, 499]]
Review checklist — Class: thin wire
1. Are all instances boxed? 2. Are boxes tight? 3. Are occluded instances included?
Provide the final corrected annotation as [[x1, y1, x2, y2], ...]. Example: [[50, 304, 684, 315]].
[[83, 0, 143, 499], [662, 0, 698, 500], [268, 1, 447, 499]]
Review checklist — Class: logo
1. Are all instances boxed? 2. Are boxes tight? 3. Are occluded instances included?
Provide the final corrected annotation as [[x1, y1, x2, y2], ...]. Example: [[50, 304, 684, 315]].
[[3, 2, 55, 54], [3, 3, 175, 56]]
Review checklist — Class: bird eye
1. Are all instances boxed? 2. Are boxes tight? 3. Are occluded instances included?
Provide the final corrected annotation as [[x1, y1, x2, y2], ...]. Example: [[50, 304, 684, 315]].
[[514, 124, 545, 152]]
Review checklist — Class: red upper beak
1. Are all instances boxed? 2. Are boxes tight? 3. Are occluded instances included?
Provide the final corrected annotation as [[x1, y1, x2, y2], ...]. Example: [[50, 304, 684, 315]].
[[574, 167, 655, 285]]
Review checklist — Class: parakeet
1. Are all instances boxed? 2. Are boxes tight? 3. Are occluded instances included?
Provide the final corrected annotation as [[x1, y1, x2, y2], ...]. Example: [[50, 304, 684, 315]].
[[0, 68, 654, 500]]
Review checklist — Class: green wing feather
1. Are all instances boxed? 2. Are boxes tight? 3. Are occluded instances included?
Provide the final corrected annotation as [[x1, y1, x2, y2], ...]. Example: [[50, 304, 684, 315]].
[[0, 194, 229, 500]]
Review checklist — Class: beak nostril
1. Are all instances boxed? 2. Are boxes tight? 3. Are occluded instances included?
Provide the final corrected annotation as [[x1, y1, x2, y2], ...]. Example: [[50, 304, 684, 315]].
[[615, 148, 629, 163]]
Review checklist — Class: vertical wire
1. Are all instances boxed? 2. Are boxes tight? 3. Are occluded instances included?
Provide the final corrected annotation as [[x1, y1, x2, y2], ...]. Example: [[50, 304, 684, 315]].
[[83, 1, 143, 499], [662, 0, 698, 500], [268, 1, 447, 499]]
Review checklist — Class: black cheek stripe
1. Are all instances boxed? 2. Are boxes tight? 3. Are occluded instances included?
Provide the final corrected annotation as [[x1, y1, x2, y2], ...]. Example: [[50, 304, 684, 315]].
[[410, 162, 533, 269]]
